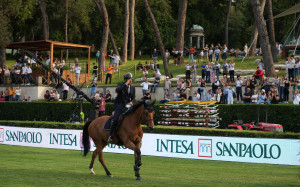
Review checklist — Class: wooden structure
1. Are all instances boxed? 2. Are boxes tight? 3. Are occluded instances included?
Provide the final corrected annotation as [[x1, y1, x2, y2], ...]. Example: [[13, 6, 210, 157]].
[[281, 45, 300, 58], [6, 40, 91, 84]]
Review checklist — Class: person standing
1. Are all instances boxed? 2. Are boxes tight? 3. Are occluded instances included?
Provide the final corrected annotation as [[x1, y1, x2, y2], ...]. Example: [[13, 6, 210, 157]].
[[185, 62, 191, 81], [186, 46, 195, 63], [75, 64, 81, 85], [15, 86, 21, 101], [164, 76, 171, 94], [109, 49, 114, 64], [205, 61, 211, 83], [229, 60, 235, 83], [140, 78, 152, 95], [222, 44, 227, 62], [288, 55, 295, 82], [21, 64, 27, 85], [152, 49, 158, 67], [214, 47, 220, 62], [99, 93, 106, 117], [191, 61, 198, 83], [279, 76, 285, 103], [222, 60, 229, 76], [235, 76, 243, 103], [243, 88, 252, 104], [208, 47, 213, 62], [92, 63, 98, 81], [186, 79, 192, 100], [204, 44, 209, 59], [8, 87, 15, 101], [284, 78, 290, 103], [227, 86, 234, 104], [62, 81, 69, 100], [107, 73, 135, 143], [201, 62, 206, 80], [165, 49, 170, 64], [214, 61, 220, 81], [4, 87, 9, 101], [105, 64, 113, 84], [90, 80, 97, 97], [244, 43, 248, 57]]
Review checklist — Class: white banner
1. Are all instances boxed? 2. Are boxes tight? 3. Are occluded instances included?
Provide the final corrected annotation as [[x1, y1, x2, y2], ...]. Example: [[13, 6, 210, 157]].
[[0, 126, 299, 166]]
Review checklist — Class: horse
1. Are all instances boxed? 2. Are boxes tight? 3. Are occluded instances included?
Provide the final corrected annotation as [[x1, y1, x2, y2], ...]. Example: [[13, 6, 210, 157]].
[[82, 100, 155, 180]]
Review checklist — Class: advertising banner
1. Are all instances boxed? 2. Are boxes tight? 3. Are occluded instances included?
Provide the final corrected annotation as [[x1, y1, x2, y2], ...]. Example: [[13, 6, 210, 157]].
[[0, 126, 299, 166]]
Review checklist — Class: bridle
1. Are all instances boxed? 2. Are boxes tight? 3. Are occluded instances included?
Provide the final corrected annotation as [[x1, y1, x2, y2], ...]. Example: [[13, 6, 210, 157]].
[[142, 108, 154, 127]]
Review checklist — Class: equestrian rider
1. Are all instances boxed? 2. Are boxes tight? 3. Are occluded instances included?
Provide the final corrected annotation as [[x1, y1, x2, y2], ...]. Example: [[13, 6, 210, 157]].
[[108, 72, 136, 143]]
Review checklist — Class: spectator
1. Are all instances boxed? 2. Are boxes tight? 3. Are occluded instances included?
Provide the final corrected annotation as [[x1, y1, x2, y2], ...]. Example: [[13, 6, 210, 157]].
[[257, 89, 266, 104], [186, 79, 192, 100], [271, 91, 280, 104], [172, 90, 180, 101], [154, 66, 161, 78], [105, 90, 112, 102], [208, 47, 213, 62], [92, 63, 98, 81], [249, 76, 257, 94], [140, 78, 152, 95], [279, 76, 285, 103], [229, 60, 235, 83], [226, 86, 234, 104], [164, 76, 171, 94], [288, 55, 295, 82], [137, 62, 143, 71], [23, 95, 28, 101], [214, 61, 220, 81], [235, 76, 243, 103], [254, 66, 264, 81], [216, 88, 222, 103], [4, 67, 10, 84], [206, 89, 213, 101], [152, 49, 158, 67], [212, 76, 219, 94], [145, 61, 151, 70], [243, 88, 252, 104], [165, 49, 170, 64], [284, 78, 290, 103], [66, 75, 72, 84], [44, 90, 50, 101], [26, 65, 32, 85], [205, 61, 211, 83], [15, 66, 21, 84], [244, 43, 248, 56], [293, 90, 300, 104], [185, 62, 191, 81], [96, 51, 100, 63], [178, 89, 187, 101], [109, 49, 113, 63], [204, 44, 209, 59], [251, 90, 258, 104], [198, 78, 206, 101], [199, 62, 206, 80], [295, 57, 300, 78], [99, 93, 106, 117], [142, 68, 148, 80], [8, 87, 15, 101], [105, 64, 113, 84], [54, 90, 60, 101], [214, 47, 220, 61], [257, 59, 264, 70], [186, 46, 195, 63], [180, 79, 186, 91], [143, 90, 151, 101], [15, 86, 21, 101], [4, 87, 9, 101], [75, 64, 81, 85], [176, 78, 182, 91], [191, 61, 198, 83], [222, 44, 227, 62], [90, 80, 97, 97], [210, 62, 216, 83], [222, 60, 229, 76], [62, 82, 69, 100], [150, 61, 155, 70], [150, 74, 160, 93]]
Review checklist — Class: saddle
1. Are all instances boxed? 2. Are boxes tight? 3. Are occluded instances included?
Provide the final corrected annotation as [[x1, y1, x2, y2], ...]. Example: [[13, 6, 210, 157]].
[[103, 114, 124, 131]]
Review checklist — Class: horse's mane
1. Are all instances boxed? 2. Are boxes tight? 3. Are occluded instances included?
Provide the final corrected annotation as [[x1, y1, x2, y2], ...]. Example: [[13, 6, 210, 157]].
[[124, 101, 145, 116]]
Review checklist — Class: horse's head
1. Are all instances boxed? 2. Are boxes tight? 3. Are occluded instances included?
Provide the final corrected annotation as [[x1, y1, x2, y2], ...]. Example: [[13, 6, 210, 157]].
[[142, 100, 156, 131]]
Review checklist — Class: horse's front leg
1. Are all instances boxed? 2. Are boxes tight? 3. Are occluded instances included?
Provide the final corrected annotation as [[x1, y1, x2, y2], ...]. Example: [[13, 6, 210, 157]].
[[123, 140, 142, 180]]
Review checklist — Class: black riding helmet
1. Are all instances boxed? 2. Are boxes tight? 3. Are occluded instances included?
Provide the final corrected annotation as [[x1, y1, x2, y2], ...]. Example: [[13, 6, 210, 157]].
[[124, 72, 133, 80]]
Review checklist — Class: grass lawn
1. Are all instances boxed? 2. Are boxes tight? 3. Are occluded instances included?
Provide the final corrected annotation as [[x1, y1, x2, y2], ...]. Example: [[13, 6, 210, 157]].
[[6, 55, 286, 86], [0, 144, 299, 187]]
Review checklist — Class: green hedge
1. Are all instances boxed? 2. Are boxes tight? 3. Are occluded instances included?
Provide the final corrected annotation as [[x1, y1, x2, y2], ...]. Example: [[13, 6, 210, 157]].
[[1, 120, 299, 139], [0, 102, 299, 132]]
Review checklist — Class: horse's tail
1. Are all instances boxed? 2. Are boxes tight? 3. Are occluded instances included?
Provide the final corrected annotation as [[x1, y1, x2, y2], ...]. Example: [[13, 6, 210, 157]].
[[82, 121, 92, 156]]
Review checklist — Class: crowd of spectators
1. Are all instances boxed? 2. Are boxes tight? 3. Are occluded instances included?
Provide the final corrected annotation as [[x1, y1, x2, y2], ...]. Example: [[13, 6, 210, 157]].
[[0, 86, 31, 101]]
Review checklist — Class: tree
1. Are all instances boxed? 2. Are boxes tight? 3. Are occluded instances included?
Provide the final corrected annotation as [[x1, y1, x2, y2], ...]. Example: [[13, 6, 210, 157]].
[[249, 0, 266, 57], [176, 0, 188, 51], [251, 0, 275, 77], [93, 0, 109, 82], [38, 0, 49, 40], [225, 0, 231, 46], [122, 0, 129, 62], [144, 0, 170, 77], [129, 0, 135, 60], [266, 0, 278, 62]]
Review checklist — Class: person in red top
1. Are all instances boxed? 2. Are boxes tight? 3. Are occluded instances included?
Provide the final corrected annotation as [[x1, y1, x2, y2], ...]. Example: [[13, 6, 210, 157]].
[[105, 64, 113, 84], [186, 46, 196, 63], [254, 66, 264, 81]]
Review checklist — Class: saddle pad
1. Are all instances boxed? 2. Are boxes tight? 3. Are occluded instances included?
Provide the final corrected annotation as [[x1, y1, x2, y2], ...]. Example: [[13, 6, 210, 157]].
[[103, 117, 113, 131]]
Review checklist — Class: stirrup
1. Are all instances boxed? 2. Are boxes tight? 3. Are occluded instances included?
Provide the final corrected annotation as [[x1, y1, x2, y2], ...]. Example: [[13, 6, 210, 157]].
[[107, 136, 113, 143]]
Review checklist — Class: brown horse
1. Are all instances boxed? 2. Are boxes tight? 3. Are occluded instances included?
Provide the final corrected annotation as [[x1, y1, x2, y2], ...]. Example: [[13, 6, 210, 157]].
[[82, 100, 155, 180]]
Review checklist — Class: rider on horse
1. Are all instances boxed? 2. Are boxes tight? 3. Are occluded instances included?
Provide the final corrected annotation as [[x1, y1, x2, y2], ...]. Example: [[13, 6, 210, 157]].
[[107, 72, 136, 143]]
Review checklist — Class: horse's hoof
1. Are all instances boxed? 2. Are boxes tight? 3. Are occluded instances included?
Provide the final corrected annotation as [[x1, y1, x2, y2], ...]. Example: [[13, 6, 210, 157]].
[[89, 168, 95, 175], [108, 175, 113, 178], [136, 177, 142, 181]]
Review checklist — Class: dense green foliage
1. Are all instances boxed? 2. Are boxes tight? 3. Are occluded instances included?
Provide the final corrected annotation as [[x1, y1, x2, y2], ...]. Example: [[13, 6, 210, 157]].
[[0, 120, 299, 139], [1, 145, 298, 186], [0, 102, 299, 132], [1, 0, 298, 52]]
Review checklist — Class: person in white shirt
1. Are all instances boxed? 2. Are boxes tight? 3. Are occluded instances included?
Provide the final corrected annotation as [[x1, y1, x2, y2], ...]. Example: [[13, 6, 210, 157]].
[[293, 90, 300, 104], [26, 65, 32, 85], [165, 49, 170, 64], [186, 63, 191, 81], [251, 90, 258, 103], [140, 78, 152, 96], [15, 86, 21, 101], [45, 57, 50, 66], [229, 60, 235, 82], [288, 55, 295, 81], [244, 43, 248, 56], [235, 76, 243, 103], [63, 82, 69, 100], [74, 64, 81, 85], [21, 64, 28, 85], [109, 54, 120, 71]]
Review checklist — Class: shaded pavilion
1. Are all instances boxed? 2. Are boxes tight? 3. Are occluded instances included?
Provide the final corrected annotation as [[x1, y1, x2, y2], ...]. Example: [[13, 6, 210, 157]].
[[6, 40, 91, 84]]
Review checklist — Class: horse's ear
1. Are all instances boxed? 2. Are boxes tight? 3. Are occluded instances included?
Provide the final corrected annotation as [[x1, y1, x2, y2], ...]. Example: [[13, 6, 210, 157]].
[[151, 100, 156, 106]]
